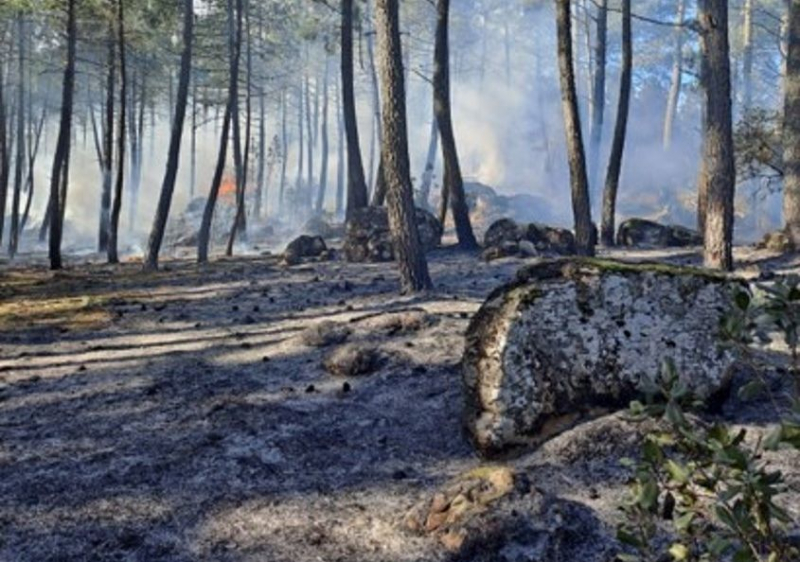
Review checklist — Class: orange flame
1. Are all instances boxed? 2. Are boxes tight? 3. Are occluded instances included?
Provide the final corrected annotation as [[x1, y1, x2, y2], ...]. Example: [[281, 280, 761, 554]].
[[220, 176, 237, 200]]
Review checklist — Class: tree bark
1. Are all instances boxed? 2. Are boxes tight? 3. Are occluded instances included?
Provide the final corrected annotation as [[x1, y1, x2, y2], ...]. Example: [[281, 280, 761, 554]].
[[143, 0, 193, 270], [0, 59, 8, 247], [197, 0, 240, 264], [48, 0, 78, 270], [699, 0, 736, 271], [255, 86, 266, 220], [99, 16, 115, 253], [108, 0, 127, 264], [335, 79, 345, 217], [588, 0, 607, 199], [555, 0, 595, 256], [305, 73, 315, 209], [783, 0, 800, 245], [341, 0, 369, 220], [742, 0, 755, 111], [417, 116, 438, 210], [600, 0, 632, 247], [434, 0, 477, 249], [662, 0, 686, 150], [316, 58, 330, 213], [227, 0, 250, 256], [9, 12, 25, 258], [375, 0, 432, 292], [279, 88, 288, 210]]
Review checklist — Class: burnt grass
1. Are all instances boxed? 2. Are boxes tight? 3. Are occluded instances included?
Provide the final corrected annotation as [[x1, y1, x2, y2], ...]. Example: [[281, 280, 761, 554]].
[[0, 246, 798, 561]]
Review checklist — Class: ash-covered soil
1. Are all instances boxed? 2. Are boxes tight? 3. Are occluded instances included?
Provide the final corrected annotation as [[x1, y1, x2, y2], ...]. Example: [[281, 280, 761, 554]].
[[0, 246, 798, 562]]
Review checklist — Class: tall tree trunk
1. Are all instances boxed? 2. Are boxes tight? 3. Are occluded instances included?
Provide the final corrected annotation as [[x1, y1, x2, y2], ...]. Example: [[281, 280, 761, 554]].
[[662, 0, 686, 150], [555, 0, 595, 256], [783, 0, 800, 245], [99, 18, 115, 253], [48, 0, 78, 270], [9, 12, 25, 258], [434, 0, 477, 249], [0, 60, 8, 246], [600, 0, 632, 247], [316, 58, 330, 213], [742, 0, 755, 112], [341, 0, 369, 220], [198, 0, 240, 264], [21, 103, 47, 233], [227, 0, 250, 256], [143, 0, 193, 270], [255, 86, 266, 220], [279, 88, 288, 209], [296, 80, 304, 208], [335, 79, 345, 217], [365, 0, 382, 194], [699, 0, 736, 271], [190, 68, 197, 198], [588, 0, 607, 200], [305, 73, 314, 208], [108, 0, 127, 264], [375, 0, 432, 292]]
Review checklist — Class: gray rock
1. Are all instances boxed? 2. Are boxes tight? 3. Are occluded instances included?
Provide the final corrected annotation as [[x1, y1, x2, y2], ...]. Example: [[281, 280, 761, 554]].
[[616, 218, 702, 248], [283, 235, 327, 265], [483, 219, 577, 260], [462, 258, 740, 457], [343, 206, 442, 263]]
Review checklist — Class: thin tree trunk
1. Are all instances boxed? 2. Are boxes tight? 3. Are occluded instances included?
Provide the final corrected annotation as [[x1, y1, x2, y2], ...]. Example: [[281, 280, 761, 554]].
[[375, 0, 432, 292], [556, 0, 595, 256], [663, 0, 686, 150], [588, 0, 607, 200], [296, 81, 304, 208], [190, 67, 197, 198], [48, 0, 78, 270], [143, 0, 193, 270], [108, 0, 127, 264], [99, 18, 115, 253], [227, 0, 250, 255], [600, 0, 632, 247], [0, 60, 8, 246], [342, 0, 369, 219], [742, 0, 755, 112], [21, 103, 47, 233], [279, 88, 288, 209], [9, 12, 25, 258], [417, 115, 438, 210], [255, 86, 265, 220], [783, 0, 800, 245], [699, 0, 736, 271], [316, 57, 330, 213], [197, 0, 240, 264], [305, 73, 314, 208], [335, 79, 345, 217], [434, 0, 477, 249]]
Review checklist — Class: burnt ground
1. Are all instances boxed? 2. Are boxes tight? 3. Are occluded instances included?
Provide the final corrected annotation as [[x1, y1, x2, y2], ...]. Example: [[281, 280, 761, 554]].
[[0, 246, 799, 562]]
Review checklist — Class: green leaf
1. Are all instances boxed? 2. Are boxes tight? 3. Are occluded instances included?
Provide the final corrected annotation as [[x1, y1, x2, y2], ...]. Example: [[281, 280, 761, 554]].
[[617, 528, 643, 548], [674, 511, 694, 532], [735, 290, 751, 311], [666, 460, 690, 485], [763, 426, 783, 451], [737, 380, 765, 401]]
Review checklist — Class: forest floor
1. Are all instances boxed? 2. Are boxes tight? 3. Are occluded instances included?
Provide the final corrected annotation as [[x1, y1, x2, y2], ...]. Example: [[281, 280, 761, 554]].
[[1, 245, 799, 562]]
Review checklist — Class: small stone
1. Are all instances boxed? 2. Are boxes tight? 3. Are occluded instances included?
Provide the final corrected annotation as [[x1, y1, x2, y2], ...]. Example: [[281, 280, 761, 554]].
[[324, 344, 382, 377], [305, 384, 316, 393], [439, 530, 466, 552], [342, 382, 351, 393]]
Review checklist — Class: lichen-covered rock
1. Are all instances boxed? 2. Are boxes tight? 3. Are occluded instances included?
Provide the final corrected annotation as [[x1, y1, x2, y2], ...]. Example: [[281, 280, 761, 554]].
[[616, 218, 702, 248], [343, 206, 442, 263], [462, 258, 740, 457], [525, 223, 577, 255], [283, 235, 327, 265], [301, 321, 351, 347]]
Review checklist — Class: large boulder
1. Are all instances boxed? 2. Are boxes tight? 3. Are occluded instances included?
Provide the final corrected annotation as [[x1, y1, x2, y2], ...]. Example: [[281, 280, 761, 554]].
[[616, 218, 702, 248], [344, 206, 442, 263], [462, 258, 740, 457]]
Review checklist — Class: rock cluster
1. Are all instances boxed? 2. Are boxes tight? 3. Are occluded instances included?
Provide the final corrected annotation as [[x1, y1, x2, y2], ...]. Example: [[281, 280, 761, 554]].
[[343, 206, 442, 263], [482, 219, 576, 261], [462, 258, 740, 457], [616, 218, 702, 248]]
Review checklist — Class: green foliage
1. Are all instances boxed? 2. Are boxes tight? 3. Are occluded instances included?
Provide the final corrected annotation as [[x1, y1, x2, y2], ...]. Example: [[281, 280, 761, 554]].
[[617, 360, 798, 562]]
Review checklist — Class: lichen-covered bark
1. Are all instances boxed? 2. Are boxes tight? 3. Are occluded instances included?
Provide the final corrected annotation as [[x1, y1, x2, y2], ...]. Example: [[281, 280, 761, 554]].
[[462, 258, 738, 457]]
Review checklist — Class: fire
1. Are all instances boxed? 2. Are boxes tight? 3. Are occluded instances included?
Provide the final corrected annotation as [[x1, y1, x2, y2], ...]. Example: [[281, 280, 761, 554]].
[[220, 176, 237, 201]]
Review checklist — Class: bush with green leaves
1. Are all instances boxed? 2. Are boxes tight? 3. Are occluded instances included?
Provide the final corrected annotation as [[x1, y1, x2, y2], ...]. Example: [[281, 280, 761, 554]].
[[617, 278, 800, 562]]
